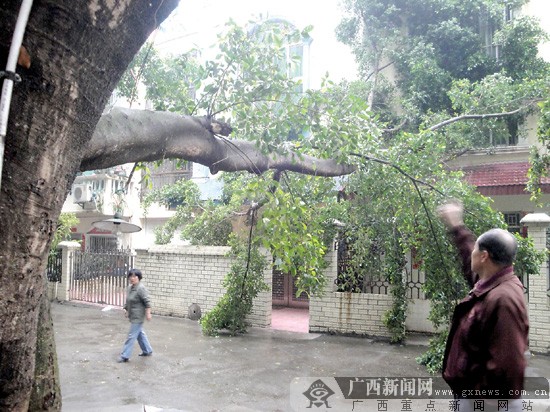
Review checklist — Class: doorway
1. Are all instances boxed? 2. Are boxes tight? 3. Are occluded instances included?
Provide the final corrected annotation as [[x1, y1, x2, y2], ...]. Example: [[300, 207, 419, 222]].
[[272, 270, 309, 308], [271, 270, 309, 333]]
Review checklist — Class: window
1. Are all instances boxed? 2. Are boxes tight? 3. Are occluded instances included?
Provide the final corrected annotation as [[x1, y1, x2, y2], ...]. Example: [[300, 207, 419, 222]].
[[88, 235, 117, 252], [140, 159, 192, 201], [251, 18, 310, 93], [503, 212, 521, 233], [504, 4, 518, 22], [480, 4, 518, 61], [480, 8, 500, 60]]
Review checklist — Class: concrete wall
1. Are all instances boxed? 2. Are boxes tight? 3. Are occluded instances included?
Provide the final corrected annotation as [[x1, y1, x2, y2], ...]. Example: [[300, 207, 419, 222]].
[[521, 214, 550, 353], [309, 249, 393, 337], [134, 245, 272, 327], [310, 249, 434, 337], [48, 243, 436, 337], [406, 299, 435, 333], [50, 226, 550, 354], [310, 291, 394, 338]]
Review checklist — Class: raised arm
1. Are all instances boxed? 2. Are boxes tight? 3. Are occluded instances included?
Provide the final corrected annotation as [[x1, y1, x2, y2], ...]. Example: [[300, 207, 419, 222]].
[[437, 202, 478, 288]]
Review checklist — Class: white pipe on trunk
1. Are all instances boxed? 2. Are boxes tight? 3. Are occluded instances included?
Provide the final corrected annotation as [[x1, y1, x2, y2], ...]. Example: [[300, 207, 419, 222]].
[[0, 0, 34, 193]]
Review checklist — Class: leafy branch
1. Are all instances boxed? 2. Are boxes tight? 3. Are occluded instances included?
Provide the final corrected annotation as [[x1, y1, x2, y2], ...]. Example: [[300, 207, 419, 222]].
[[428, 101, 542, 131]]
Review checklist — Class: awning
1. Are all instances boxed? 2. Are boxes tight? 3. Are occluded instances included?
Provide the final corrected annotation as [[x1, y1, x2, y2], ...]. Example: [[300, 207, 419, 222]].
[[461, 161, 550, 196]]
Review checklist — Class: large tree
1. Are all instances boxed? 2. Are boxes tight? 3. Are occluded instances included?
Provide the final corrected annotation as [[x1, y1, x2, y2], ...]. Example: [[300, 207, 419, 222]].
[[0, 1, 180, 409]]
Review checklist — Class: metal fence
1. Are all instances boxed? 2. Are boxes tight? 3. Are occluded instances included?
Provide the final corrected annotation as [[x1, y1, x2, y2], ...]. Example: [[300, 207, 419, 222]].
[[336, 238, 533, 301], [69, 249, 134, 306], [335, 239, 425, 299], [45, 249, 62, 282]]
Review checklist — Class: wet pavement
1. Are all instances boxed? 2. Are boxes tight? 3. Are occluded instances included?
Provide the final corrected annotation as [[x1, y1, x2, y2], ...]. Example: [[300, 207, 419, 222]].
[[52, 301, 550, 412]]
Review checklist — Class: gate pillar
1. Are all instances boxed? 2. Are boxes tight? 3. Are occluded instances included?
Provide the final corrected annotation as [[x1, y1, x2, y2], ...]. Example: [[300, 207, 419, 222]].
[[520, 213, 550, 354], [57, 241, 81, 301]]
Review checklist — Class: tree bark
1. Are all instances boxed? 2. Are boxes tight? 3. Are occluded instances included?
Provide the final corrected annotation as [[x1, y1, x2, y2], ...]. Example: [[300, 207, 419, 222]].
[[0, 1, 178, 410], [29, 290, 61, 411], [82, 107, 356, 177]]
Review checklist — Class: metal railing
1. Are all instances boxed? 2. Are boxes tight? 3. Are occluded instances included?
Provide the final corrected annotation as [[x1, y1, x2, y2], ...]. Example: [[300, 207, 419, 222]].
[[45, 249, 62, 282], [69, 249, 134, 306]]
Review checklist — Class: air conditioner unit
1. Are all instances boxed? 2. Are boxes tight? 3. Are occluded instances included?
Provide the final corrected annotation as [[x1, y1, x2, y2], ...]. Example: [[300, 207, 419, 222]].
[[73, 184, 92, 203]]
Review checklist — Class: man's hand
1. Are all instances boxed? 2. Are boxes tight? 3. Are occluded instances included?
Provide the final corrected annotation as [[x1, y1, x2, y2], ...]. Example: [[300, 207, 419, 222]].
[[437, 201, 464, 230]]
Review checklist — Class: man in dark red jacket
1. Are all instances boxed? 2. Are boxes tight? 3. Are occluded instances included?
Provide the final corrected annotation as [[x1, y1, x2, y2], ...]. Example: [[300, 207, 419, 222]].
[[438, 202, 528, 412]]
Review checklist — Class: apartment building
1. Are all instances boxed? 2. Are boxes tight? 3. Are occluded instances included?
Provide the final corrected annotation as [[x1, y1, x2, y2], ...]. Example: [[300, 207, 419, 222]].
[[448, 0, 550, 229]]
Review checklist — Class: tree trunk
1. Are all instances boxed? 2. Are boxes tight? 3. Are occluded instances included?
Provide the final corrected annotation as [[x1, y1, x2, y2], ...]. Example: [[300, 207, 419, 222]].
[[0, 1, 178, 409], [29, 290, 61, 411]]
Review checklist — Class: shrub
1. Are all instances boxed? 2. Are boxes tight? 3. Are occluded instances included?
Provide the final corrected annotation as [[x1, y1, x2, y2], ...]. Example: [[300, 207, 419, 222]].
[[200, 238, 269, 336]]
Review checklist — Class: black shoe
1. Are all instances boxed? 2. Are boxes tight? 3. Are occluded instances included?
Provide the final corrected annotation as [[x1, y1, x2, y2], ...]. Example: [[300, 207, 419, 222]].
[[117, 357, 129, 363], [138, 352, 152, 357]]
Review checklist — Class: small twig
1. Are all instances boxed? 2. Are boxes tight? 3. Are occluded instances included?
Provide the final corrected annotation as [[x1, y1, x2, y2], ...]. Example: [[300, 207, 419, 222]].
[[207, 57, 235, 117], [410, 179, 452, 284], [124, 163, 138, 194], [428, 102, 541, 131], [209, 98, 303, 117], [349, 152, 447, 197], [365, 60, 394, 82]]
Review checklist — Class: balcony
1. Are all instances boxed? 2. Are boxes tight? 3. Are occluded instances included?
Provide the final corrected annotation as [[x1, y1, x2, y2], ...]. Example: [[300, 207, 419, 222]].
[[63, 168, 139, 218]]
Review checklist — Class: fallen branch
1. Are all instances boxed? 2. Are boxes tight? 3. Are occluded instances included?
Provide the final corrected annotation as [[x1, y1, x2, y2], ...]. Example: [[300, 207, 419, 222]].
[[82, 107, 356, 178]]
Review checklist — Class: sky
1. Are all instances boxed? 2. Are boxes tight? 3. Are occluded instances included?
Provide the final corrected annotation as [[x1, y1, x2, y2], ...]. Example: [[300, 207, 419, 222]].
[[522, 0, 550, 60], [151, 0, 358, 88], [149, 0, 550, 92]]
